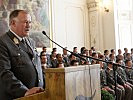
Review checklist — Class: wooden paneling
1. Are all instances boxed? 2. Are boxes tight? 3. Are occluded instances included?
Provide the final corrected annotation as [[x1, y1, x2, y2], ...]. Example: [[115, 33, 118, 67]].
[[15, 91, 48, 100], [45, 68, 66, 100]]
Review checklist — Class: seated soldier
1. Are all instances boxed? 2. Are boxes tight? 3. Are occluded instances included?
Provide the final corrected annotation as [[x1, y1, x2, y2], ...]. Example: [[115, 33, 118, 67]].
[[70, 60, 79, 66], [40, 54, 49, 71], [100, 68, 115, 96], [116, 59, 133, 100], [40, 47, 51, 66], [109, 54, 116, 62], [56, 62, 64, 68], [125, 60, 133, 84], [91, 52, 99, 64], [106, 63, 126, 100], [104, 50, 109, 61], [116, 54, 125, 68], [69, 54, 80, 65], [79, 53, 89, 65], [56, 53, 66, 67], [100, 60, 115, 96], [50, 51, 57, 68], [62, 47, 70, 67], [125, 53, 132, 61]]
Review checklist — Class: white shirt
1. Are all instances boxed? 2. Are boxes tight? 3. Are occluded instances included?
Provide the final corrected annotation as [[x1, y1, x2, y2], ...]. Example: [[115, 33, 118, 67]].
[[10, 29, 23, 41]]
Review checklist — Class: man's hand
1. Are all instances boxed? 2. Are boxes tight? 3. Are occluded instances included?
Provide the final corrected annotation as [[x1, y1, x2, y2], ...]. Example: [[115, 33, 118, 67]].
[[104, 86, 111, 91], [24, 87, 44, 96], [124, 84, 128, 88]]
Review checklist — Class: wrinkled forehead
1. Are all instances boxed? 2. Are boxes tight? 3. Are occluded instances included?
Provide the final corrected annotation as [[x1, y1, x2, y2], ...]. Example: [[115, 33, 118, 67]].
[[17, 12, 31, 21]]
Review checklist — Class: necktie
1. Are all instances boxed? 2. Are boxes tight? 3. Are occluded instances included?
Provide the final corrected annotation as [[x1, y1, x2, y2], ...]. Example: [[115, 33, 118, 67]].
[[21, 38, 27, 47], [21, 38, 33, 59]]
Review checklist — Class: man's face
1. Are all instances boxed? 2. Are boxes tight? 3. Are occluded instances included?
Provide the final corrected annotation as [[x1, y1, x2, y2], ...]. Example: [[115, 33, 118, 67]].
[[71, 55, 76, 60], [119, 55, 124, 60], [41, 56, 47, 64], [94, 54, 98, 58], [43, 48, 47, 52], [53, 52, 57, 57], [112, 50, 115, 54], [111, 54, 115, 59], [63, 49, 67, 55], [128, 61, 132, 67], [74, 48, 77, 53], [108, 63, 113, 68], [11, 11, 31, 37], [118, 49, 122, 54], [74, 62, 79, 66], [89, 50, 92, 56], [125, 48, 128, 53], [57, 55, 63, 62]]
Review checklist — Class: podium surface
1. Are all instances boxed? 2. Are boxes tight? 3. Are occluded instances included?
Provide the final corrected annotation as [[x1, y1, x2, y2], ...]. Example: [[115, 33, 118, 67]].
[[15, 64, 101, 100]]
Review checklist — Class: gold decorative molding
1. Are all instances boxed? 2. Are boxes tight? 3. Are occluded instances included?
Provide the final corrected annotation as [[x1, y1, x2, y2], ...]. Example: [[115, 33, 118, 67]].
[[87, 2, 98, 9], [90, 16, 96, 27]]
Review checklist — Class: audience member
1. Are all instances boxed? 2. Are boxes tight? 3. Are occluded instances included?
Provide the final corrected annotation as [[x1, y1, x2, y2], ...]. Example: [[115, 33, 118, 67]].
[[62, 47, 70, 67], [73, 47, 78, 53], [123, 48, 128, 60], [70, 60, 79, 66], [104, 50, 109, 61]]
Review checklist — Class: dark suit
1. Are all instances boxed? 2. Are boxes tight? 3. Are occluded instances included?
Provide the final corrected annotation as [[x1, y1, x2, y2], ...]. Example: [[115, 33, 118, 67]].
[[106, 68, 124, 100], [0, 31, 44, 100], [125, 68, 133, 84]]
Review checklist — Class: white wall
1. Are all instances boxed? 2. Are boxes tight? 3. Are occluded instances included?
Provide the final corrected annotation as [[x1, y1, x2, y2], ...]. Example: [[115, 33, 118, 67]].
[[102, 0, 116, 50], [51, 0, 89, 53], [114, 0, 133, 53]]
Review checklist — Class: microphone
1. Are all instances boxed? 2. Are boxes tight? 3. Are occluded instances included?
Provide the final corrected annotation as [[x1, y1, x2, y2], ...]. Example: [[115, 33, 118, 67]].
[[42, 31, 46, 35], [42, 31, 86, 61]]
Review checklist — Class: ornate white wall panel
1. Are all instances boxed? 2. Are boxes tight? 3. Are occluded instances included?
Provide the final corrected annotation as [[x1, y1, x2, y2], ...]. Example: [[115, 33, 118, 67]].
[[118, 24, 132, 49], [51, 0, 89, 52], [66, 6, 85, 51], [87, 1, 104, 52], [114, 0, 133, 51]]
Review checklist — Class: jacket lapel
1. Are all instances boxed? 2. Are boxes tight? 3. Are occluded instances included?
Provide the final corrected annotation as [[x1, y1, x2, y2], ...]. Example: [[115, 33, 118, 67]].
[[7, 31, 31, 54], [19, 40, 30, 53]]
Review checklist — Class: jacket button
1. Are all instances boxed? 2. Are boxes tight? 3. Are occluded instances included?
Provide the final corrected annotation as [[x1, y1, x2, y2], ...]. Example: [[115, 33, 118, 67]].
[[32, 57, 34, 61]]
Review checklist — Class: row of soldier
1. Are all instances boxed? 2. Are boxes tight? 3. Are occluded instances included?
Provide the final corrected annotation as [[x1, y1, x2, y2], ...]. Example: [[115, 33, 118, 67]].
[[100, 48, 133, 100], [40, 46, 133, 100]]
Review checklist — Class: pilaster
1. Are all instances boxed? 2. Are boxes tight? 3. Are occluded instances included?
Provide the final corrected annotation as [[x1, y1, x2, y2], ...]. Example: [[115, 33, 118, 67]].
[[87, 0, 104, 52]]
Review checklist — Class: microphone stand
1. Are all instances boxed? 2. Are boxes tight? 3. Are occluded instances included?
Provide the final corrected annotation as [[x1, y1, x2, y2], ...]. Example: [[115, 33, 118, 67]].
[[42, 31, 125, 100]]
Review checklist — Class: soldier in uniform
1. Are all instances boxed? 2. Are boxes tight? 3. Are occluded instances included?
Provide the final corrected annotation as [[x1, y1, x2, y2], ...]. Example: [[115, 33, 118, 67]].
[[100, 68, 115, 96], [106, 62, 126, 100], [116, 59, 133, 100], [125, 60, 133, 84]]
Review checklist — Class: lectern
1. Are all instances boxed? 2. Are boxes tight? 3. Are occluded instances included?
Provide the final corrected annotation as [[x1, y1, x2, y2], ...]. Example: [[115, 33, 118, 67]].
[[15, 64, 101, 100]]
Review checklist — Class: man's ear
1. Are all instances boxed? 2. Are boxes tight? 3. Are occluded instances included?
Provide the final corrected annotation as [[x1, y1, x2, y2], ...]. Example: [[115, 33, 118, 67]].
[[10, 20, 16, 26]]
